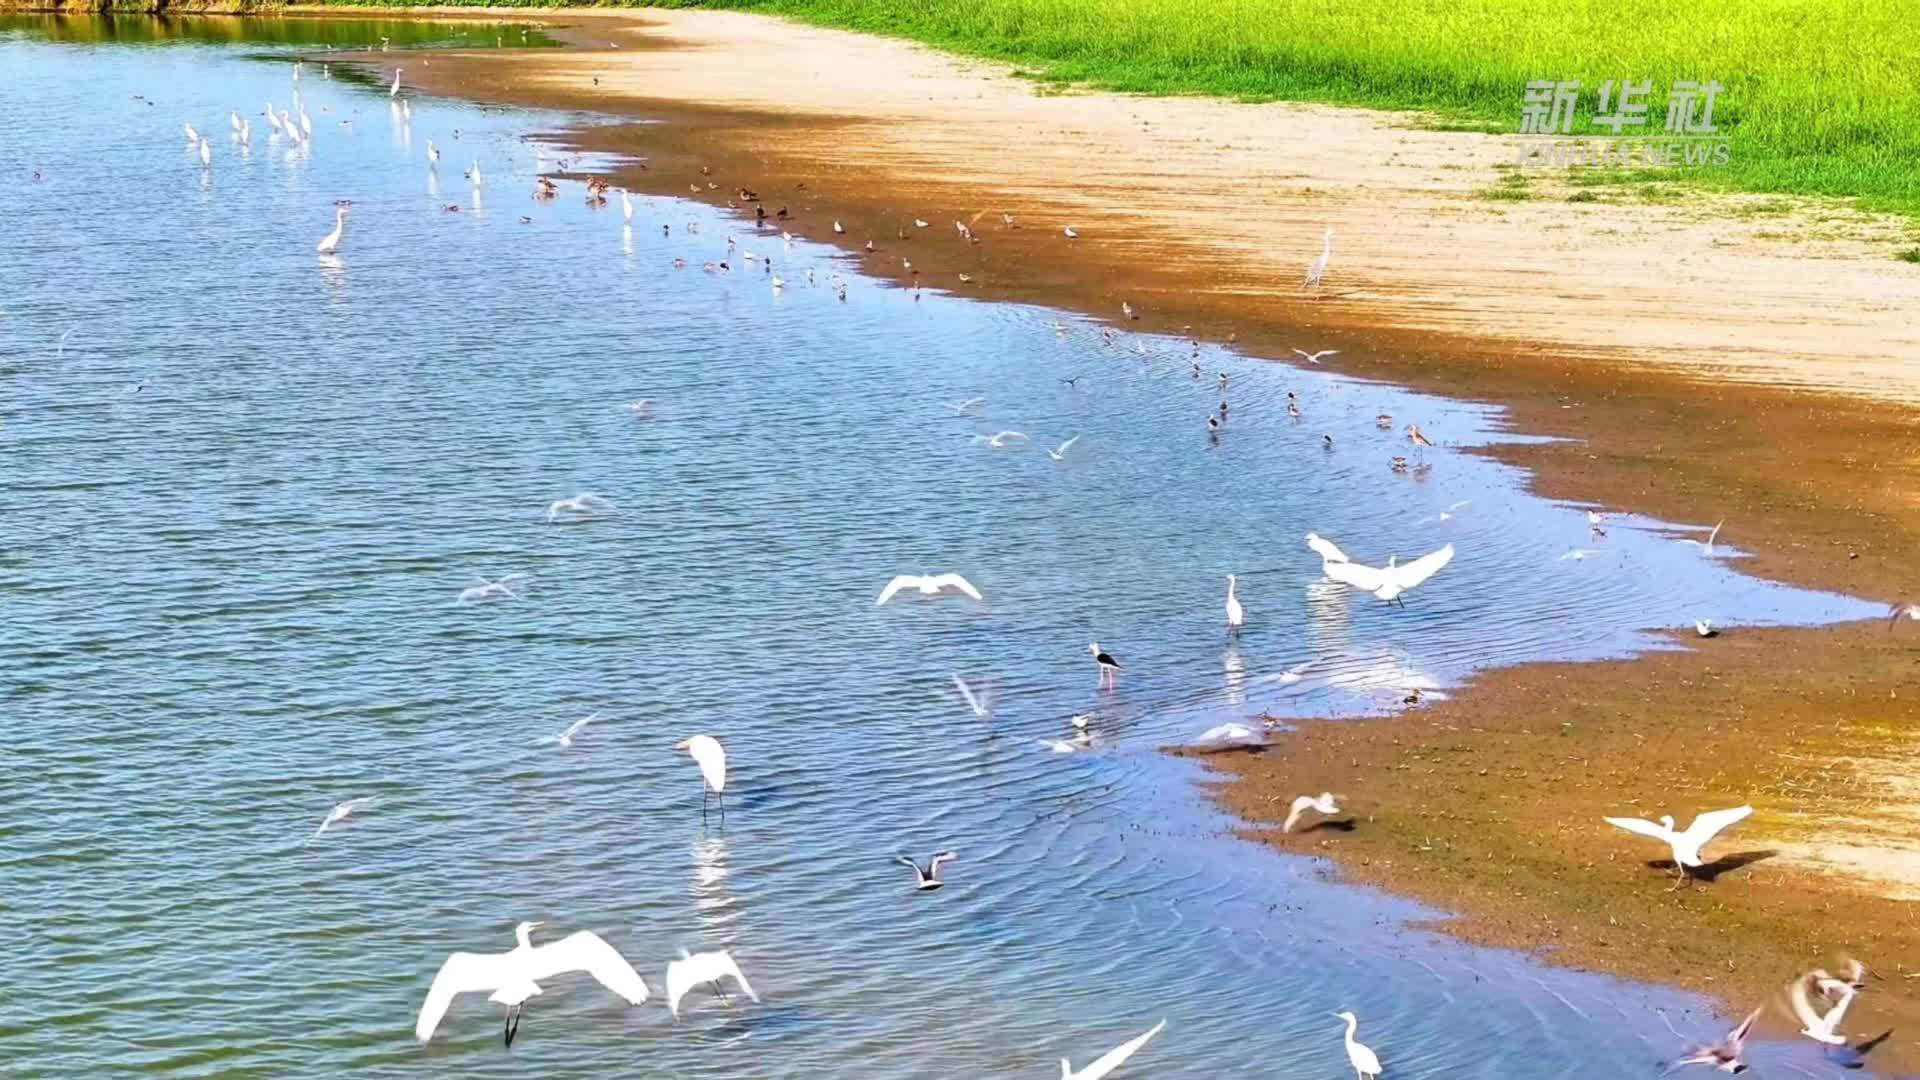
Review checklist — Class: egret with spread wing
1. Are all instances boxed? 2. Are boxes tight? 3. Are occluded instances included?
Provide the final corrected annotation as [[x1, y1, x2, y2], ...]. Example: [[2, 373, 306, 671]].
[[1283, 792, 1340, 833], [1602, 804, 1751, 889], [875, 573, 983, 605], [665, 949, 758, 1019], [1062, 1018, 1166, 1080], [1305, 534, 1455, 605], [415, 922, 649, 1047]]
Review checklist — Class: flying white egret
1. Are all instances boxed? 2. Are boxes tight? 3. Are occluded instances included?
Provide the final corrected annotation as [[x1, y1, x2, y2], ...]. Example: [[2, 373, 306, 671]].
[[456, 575, 525, 604], [664, 949, 758, 1019], [1061, 1018, 1165, 1080], [1046, 435, 1081, 461], [1194, 722, 1262, 750], [390, 68, 402, 97], [1671, 1006, 1759, 1073], [415, 922, 650, 1047], [1283, 792, 1340, 833], [951, 674, 990, 718], [1088, 642, 1121, 687], [675, 735, 727, 820], [1333, 1011, 1382, 1080], [315, 206, 347, 254], [897, 851, 957, 890], [1678, 519, 1725, 556], [1305, 534, 1455, 605], [1304, 227, 1334, 289], [1225, 574, 1244, 635], [974, 430, 1029, 448], [546, 493, 616, 523], [308, 797, 377, 843], [875, 573, 983, 605], [1787, 970, 1853, 1045], [1293, 348, 1339, 364], [545, 714, 596, 748], [1602, 804, 1752, 889], [944, 397, 985, 415]]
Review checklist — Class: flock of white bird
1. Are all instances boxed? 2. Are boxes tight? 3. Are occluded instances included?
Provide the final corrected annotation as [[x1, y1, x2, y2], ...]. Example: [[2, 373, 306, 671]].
[[237, 43, 1880, 1077]]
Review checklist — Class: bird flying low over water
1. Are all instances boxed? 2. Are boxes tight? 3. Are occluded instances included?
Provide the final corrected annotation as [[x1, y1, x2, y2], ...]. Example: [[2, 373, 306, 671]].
[[1603, 804, 1751, 889], [546, 492, 616, 523], [308, 797, 376, 843], [1671, 1006, 1760, 1073], [415, 922, 650, 1047], [876, 573, 983, 605], [1293, 348, 1338, 364], [1283, 792, 1340, 833], [1304, 533, 1455, 605], [665, 949, 758, 1019], [1787, 969, 1856, 1045], [897, 851, 957, 890], [1062, 1018, 1165, 1080]]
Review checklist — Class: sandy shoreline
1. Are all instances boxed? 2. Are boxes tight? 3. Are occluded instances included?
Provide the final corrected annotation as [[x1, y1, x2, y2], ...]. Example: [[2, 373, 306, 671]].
[[311, 6, 1918, 1065]]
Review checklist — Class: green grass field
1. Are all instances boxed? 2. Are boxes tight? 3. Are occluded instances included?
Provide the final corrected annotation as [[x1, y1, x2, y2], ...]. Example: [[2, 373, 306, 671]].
[[322, 0, 1920, 218]]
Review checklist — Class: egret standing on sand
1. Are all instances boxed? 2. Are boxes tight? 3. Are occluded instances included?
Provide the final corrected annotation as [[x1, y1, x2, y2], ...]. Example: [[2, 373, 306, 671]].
[[1602, 804, 1751, 889], [1088, 642, 1121, 687], [1333, 1011, 1382, 1080], [415, 922, 650, 1047], [1304, 227, 1334, 289], [1225, 574, 1244, 635], [1062, 1018, 1166, 1080], [316, 205, 347, 254], [675, 735, 727, 820], [664, 949, 758, 1019]]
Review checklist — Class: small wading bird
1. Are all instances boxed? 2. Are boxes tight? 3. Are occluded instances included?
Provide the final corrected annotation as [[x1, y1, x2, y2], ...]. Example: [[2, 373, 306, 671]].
[[1670, 1006, 1760, 1073], [875, 573, 984, 605], [673, 734, 728, 821], [896, 851, 957, 891], [315, 206, 347, 254], [1088, 642, 1121, 687], [546, 492, 616, 523], [1305, 533, 1456, 606], [1293, 348, 1338, 364], [415, 922, 649, 1047], [1063, 226, 1078, 239], [951, 674, 990, 718], [1587, 509, 1607, 534], [308, 797, 377, 843], [665, 949, 758, 1019], [1603, 804, 1752, 890], [1333, 1011, 1382, 1080], [1062, 1018, 1166, 1080], [1283, 792, 1340, 833], [1224, 574, 1243, 635], [1304, 227, 1334, 289]]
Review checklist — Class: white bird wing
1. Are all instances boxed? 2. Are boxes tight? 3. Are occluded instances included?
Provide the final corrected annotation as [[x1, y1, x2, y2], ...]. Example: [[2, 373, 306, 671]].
[[875, 575, 919, 605], [416, 951, 510, 1042], [666, 951, 756, 1017], [1382, 544, 1455, 591], [929, 573, 983, 600], [1052, 435, 1080, 456], [952, 674, 987, 716], [561, 715, 594, 739], [1787, 974, 1832, 1036], [521, 931, 651, 1005], [1681, 805, 1752, 847], [1305, 533, 1351, 565], [1068, 1018, 1166, 1080], [1323, 558, 1390, 593], [1602, 815, 1676, 844]]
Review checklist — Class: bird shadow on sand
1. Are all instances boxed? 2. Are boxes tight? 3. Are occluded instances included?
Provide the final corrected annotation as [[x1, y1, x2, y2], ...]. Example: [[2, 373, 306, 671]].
[[1643, 849, 1777, 882], [1300, 818, 1358, 834], [1844, 1028, 1895, 1065]]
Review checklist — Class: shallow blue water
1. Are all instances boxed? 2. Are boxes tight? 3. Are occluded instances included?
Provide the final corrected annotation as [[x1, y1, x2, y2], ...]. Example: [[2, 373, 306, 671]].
[[0, 22, 1886, 1078]]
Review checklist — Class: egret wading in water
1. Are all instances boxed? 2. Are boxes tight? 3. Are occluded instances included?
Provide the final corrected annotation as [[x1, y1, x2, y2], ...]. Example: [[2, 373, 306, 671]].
[[415, 922, 650, 1047], [1061, 1018, 1166, 1080], [315, 205, 347, 254], [664, 949, 758, 1019], [1088, 642, 1121, 688], [390, 68, 402, 97], [675, 735, 727, 821], [1333, 1011, 1382, 1080], [1224, 574, 1243, 636], [1602, 804, 1752, 890], [897, 851, 957, 890]]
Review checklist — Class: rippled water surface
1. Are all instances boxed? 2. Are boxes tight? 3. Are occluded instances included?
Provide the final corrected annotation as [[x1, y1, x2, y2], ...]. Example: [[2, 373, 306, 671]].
[[0, 22, 1886, 1079]]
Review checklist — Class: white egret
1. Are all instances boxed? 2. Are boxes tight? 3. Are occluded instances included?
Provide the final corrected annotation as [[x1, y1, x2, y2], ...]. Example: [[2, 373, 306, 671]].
[[1304, 227, 1334, 289], [1283, 792, 1340, 833], [1602, 804, 1752, 889], [1695, 619, 1717, 638], [415, 922, 650, 1047], [833, 220, 844, 233], [546, 492, 616, 523], [299, 108, 312, 138], [1787, 970, 1853, 1045], [951, 674, 990, 718], [545, 714, 596, 748], [229, 110, 243, 135], [675, 735, 727, 820], [390, 68, 402, 97], [664, 949, 758, 1019], [198, 137, 211, 167], [1046, 435, 1081, 461], [1063, 226, 1078, 239], [266, 103, 283, 132], [896, 851, 957, 891], [308, 796, 377, 843], [875, 573, 983, 605], [1671, 1006, 1759, 1073], [1061, 1018, 1165, 1080], [315, 206, 347, 254], [1305, 533, 1455, 606], [1088, 642, 1121, 687], [1293, 348, 1339, 364], [470, 159, 483, 187], [456, 575, 525, 604], [1333, 1011, 1382, 1080], [1194, 722, 1262, 750], [974, 430, 1029, 448], [183, 120, 199, 143], [426, 139, 440, 167], [1678, 519, 1724, 556], [1225, 574, 1243, 635]]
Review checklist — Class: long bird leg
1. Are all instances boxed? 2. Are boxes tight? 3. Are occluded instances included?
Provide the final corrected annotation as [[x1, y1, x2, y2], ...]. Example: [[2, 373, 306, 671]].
[[503, 1007, 520, 1047], [1668, 864, 1690, 892]]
